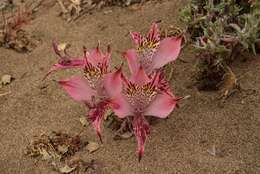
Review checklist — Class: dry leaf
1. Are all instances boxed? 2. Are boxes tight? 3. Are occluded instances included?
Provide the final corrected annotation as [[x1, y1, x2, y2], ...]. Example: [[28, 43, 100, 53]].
[[128, 4, 141, 11], [1, 74, 12, 85], [222, 67, 237, 90], [57, 145, 69, 154], [26, 131, 86, 161], [219, 66, 239, 100], [207, 145, 216, 156], [0, 91, 11, 97], [26, 132, 89, 173], [104, 109, 113, 120], [57, 0, 68, 13], [103, 9, 113, 14], [57, 43, 70, 51], [114, 132, 133, 140], [79, 117, 88, 127], [86, 142, 99, 153], [70, 0, 81, 6], [39, 148, 52, 160], [59, 164, 76, 174]]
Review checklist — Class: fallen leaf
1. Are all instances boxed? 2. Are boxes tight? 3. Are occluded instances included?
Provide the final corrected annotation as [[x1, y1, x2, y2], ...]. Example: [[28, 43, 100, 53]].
[[57, 0, 68, 13], [104, 109, 113, 120], [70, 0, 81, 6], [86, 142, 99, 153], [103, 9, 112, 15], [51, 161, 57, 168], [57, 145, 69, 154], [59, 164, 76, 173], [114, 132, 133, 140], [0, 91, 11, 97], [79, 117, 88, 127], [39, 148, 52, 160], [206, 145, 223, 157], [26, 131, 86, 161], [128, 4, 141, 11], [57, 43, 70, 51], [219, 66, 239, 101], [1, 74, 12, 85], [66, 158, 98, 173]]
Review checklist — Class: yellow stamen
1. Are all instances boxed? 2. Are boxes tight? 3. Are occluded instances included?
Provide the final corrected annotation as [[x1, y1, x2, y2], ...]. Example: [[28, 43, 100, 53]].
[[137, 40, 159, 53]]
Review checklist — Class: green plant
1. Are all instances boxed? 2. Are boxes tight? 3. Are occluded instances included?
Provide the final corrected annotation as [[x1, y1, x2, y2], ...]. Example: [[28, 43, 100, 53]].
[[180, 0, 260, 90]]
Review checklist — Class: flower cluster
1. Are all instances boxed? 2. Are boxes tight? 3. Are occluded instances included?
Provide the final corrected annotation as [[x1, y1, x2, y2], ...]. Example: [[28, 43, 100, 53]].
[[45, 22, 182, 161]]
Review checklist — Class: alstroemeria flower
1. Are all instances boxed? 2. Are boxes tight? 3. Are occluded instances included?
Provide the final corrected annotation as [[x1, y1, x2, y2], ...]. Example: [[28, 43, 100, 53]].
[[123, 22, 182, 74], [46, 43, 122, 141], [106, 66, 178, 160]]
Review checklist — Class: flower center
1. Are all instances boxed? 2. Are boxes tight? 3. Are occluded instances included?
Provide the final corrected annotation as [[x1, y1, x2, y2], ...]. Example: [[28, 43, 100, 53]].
[[83, 62, 107, 88], [125, 82, 157, 113], [137, 39, 159, 71]]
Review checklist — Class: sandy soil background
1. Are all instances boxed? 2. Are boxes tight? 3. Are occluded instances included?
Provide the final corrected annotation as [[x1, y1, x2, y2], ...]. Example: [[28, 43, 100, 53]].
[[0, 0, 259, 173]]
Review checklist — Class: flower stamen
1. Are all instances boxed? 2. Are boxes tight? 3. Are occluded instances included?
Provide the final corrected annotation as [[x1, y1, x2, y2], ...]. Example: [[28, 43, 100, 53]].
[[125, 81, 157, 113], [83, 62, 107, 88]]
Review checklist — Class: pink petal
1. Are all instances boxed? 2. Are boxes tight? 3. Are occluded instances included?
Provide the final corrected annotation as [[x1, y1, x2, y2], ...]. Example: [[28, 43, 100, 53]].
[[130, 66, 150, 85], [58, 76, 96, 102], [87, 101, 109, 143], [94, 80, 107, 97], [122, 49, 139, 74], [45, 42, 84, 79], [103, 68, 122, 97], [149, 71, 161, 87], [147, 22, 160, 42], [152, 37, 182, 69], [102, 45, 112, 68], [156, 72, 171, 94], [130, 32, 142, 46], [144, 93, 177, 118], [88, 44, 104, 66], [110, 94, 133, 118], [45, 59, 85, 78], [132, 115, 150, 161]]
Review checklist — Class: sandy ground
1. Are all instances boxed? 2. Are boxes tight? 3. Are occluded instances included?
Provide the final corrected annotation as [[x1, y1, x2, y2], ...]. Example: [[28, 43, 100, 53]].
[[0, 0, 260, 173]]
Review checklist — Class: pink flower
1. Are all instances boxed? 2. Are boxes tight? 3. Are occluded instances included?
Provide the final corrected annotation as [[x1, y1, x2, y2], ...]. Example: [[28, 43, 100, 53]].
[[46, 43, 122, 141], [123, 22, 182, 74], [106, 66, 179, 160]]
